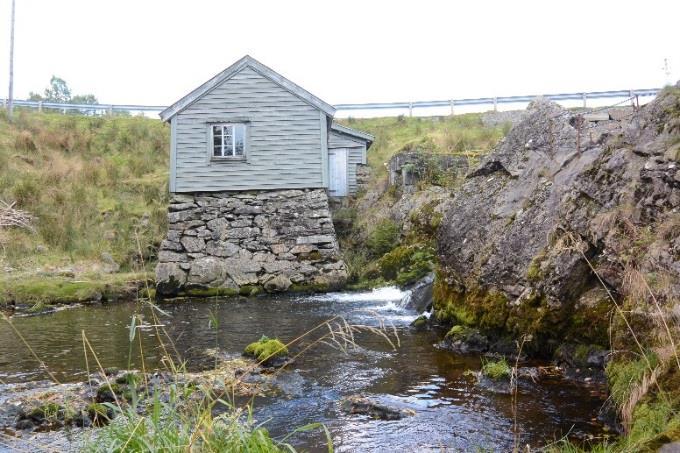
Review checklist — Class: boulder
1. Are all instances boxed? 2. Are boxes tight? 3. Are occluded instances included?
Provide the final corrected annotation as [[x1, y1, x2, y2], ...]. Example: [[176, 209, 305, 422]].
[[263, 275, 292, 292], [341, 395, 415, 420], [155, 262, 187, 296], [434, 92, 680, 354]]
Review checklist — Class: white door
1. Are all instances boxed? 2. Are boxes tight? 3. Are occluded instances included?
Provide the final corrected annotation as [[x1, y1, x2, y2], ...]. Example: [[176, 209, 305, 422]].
[[328, 148, 348, 196]]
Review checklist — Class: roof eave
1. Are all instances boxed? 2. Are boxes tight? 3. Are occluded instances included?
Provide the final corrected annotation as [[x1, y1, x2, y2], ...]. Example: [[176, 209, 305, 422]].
[[160, 55, 335, 122], [330, 122, 375, 146]]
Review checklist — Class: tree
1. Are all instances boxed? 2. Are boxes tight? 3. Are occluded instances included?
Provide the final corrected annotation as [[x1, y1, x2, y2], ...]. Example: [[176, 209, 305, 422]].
[[43, 76, 72, 103], [29, 77, 98, 114], [71, 94, 98, 105]]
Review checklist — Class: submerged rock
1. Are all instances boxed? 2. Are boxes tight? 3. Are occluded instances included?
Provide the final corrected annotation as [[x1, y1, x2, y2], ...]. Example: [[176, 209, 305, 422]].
[[438, 325, 489, 354], [341, 395, 416, 420], [403, 272, 434, 312]]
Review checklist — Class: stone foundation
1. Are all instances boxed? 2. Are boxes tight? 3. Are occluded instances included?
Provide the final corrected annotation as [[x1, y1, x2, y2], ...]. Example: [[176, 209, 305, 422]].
[[155, 189, 347, 297]]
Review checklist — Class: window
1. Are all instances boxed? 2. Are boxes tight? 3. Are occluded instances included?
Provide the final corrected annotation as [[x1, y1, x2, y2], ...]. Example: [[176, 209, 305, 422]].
[[211, 124, 246, 158]]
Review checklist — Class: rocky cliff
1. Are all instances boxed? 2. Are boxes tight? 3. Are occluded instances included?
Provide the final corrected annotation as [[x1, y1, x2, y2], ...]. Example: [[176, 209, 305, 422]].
[[435, 86, 680, 357]]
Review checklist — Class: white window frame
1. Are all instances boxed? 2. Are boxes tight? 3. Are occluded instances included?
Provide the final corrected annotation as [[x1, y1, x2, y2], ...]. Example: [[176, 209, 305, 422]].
[[209, 123, 247, 160]]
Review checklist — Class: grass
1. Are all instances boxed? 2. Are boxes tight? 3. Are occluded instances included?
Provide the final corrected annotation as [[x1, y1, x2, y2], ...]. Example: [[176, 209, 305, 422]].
[[0, 271, 151, 309], [340, 114, 509, 180], [0, 108, 169, 275]]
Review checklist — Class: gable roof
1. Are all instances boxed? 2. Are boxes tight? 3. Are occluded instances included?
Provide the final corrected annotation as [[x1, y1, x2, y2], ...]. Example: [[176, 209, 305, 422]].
[[330, 122, 374, 148], [160, 55, 336, 122]]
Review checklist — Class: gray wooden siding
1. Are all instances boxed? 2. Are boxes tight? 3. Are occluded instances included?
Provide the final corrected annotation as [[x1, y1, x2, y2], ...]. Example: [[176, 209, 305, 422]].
[[173, 66, 324, 192]]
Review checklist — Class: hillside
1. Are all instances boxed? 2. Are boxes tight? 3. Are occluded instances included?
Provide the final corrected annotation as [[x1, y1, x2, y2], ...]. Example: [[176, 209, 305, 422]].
[[0, 109, 169, 307]]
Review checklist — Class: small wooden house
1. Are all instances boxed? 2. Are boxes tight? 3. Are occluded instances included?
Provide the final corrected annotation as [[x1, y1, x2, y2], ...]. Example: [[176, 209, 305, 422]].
[[159, 55, 373, 197], [155, 56, 372, 297]]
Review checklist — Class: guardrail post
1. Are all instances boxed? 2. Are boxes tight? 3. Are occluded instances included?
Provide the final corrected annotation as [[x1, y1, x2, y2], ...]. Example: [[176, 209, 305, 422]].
[[108, 105, 113, 115], [582, 93, 587, 108], [408, 102, 413, 117], [449, 99, 454, 116], [629, 90, 635, 106], [38, 101, 42, 113], [493, 97, 498, 112]]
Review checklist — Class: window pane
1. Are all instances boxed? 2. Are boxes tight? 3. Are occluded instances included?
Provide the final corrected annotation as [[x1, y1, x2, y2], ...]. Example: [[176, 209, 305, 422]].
[[212, 129, 222, 156], [234, 125, 245, 156], [224, 133, 233, 156]]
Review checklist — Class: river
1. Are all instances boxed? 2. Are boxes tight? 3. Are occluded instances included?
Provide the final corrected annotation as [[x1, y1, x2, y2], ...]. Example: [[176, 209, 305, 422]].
[[0, 288, 608, 451]]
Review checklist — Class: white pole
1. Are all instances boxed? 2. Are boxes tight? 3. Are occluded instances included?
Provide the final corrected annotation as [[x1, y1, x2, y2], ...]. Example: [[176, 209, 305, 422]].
[[8, 0, 16, 121]]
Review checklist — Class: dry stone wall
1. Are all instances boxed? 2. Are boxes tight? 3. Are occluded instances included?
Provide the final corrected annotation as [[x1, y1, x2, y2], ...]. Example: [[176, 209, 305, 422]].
[[155, 189, 347, 297]]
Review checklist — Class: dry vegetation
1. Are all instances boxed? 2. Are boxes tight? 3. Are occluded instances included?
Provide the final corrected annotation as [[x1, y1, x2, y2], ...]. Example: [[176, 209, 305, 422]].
[[0, 108, 169, 271]]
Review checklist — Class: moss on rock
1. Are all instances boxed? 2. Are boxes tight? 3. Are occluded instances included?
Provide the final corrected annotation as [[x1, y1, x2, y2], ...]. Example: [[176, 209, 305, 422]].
[[243, 336, 288, 363], [411, 315, 428, 328], [481, 358, 511, 381]]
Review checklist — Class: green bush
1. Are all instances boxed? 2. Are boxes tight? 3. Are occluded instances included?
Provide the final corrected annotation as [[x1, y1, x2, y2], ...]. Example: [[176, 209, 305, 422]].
[[377, 244, 434, 286], [366, 220, 400, 256]]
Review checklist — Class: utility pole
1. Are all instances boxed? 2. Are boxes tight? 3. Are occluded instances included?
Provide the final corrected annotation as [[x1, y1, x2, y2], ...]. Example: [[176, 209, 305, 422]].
[[8, 0, 16, 121], [662, 58, 671, 86]]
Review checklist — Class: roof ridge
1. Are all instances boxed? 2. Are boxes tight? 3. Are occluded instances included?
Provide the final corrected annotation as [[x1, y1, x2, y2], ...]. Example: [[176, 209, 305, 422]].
[[160, 55, 335, 121]]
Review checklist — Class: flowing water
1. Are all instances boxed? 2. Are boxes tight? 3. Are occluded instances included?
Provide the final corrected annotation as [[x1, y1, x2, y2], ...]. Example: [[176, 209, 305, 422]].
[[0, 288, 608, 451]]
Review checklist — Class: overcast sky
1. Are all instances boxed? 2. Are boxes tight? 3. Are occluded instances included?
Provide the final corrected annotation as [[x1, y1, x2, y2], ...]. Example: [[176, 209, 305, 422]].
[[0, 0, 678, 107]]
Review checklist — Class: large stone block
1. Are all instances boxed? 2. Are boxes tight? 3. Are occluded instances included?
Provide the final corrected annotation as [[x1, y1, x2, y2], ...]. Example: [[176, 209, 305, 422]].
[[296, 235, 335, 245], [155, 262, 187, 296], [188, 257, 227, 285], [181, 236, 205, 253]]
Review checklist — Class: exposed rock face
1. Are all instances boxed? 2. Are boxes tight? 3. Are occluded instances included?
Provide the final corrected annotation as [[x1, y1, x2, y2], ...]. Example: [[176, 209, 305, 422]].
[[155, 189, 347, 297], [435, 88, 680, 354]]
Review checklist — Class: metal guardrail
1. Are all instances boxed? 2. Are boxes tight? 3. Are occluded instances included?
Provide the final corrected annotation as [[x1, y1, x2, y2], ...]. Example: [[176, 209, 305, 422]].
[[0, 88, 662, 116]]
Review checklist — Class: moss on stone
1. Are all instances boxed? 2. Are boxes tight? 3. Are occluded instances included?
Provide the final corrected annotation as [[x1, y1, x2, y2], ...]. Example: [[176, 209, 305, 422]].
[[445, 325, 466, 338], [289, 282, 331, 294], [238, 285, 261, 297], [244, 336, 288, 363], [411, 315, 427, 328], [526, 250, 546, 281], [179, 287, 241, 298], [481, 358, 511, 381], [432, 276, 508, 330]]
